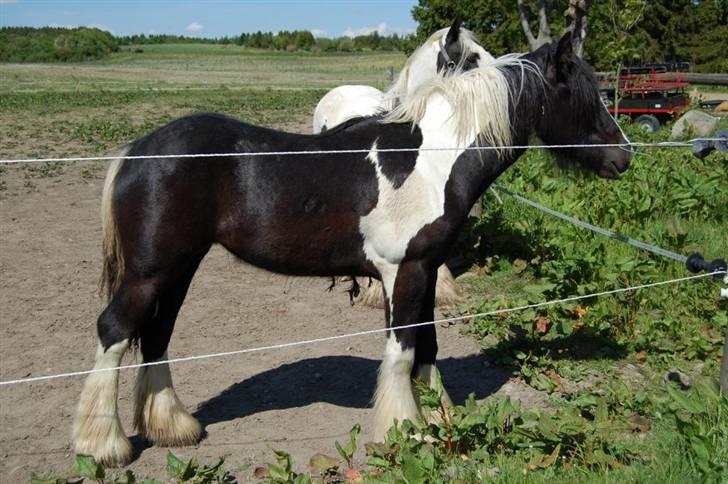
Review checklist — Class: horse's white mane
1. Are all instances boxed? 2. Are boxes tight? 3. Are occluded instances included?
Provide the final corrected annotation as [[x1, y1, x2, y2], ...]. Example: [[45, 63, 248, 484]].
[[382, 27, 487, 109], [384, 54, 542, 151]]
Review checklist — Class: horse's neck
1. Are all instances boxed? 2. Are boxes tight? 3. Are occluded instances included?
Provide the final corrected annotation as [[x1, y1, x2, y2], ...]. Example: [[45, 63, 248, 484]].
[[423, 69, 543, 218], [416, 93, 475, 179]]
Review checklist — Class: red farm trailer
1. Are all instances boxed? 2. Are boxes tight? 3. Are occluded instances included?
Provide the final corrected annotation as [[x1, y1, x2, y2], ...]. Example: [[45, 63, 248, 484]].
[[600, 64, 691, 132]]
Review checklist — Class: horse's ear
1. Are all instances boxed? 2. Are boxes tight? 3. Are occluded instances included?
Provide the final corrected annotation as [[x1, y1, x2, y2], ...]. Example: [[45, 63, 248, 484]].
[[547, 30, 574, 83], [555, 30, 574, 68], [445, 17, 462, 45]]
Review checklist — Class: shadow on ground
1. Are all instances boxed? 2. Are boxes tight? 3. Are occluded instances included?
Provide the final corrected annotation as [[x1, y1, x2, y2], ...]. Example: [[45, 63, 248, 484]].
[[193, 354, 510, 429]]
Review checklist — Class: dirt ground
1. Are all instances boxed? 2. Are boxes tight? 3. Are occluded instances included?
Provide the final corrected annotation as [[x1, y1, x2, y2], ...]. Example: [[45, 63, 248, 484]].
[[0, 153, 546, 481]]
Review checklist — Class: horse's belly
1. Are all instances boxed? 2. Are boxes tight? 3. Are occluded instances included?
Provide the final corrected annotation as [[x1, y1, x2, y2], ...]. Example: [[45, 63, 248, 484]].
[[217, 213, 367, 277]]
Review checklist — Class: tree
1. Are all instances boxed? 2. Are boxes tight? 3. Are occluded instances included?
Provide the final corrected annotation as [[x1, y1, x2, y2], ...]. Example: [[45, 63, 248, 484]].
[[412, 0, 529, 55], [565, 0, 591, 57], [516, 0, 591, 56], [517, 0, 553, 51], [409, 0, 728, 71]]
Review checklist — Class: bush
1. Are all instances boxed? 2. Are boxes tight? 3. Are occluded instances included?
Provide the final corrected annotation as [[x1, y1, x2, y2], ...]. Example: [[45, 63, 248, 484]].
[[0, 26, 118, 62]]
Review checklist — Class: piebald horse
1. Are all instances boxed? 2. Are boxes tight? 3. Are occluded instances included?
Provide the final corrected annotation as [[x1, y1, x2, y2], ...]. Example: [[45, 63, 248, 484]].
[[73, 32, 631, 466], [314, 19, 493, 309]]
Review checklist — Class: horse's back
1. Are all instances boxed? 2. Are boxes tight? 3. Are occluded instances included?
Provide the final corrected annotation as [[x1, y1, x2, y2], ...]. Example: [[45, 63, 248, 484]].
[[111, 112, 398, 276]]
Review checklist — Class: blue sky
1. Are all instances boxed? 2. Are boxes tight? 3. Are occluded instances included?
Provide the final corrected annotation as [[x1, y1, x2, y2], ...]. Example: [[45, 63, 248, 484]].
[[0, 0, 419, 38]]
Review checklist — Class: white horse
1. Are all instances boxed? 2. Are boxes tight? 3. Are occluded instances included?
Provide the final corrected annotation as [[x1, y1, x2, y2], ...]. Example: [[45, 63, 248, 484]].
[[313, 20, 494, 309]]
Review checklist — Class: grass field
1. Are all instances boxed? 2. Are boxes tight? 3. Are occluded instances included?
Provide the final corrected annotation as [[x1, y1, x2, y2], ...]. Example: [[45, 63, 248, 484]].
[[1, 46, 726, 483], [0, 44, 405, 92]]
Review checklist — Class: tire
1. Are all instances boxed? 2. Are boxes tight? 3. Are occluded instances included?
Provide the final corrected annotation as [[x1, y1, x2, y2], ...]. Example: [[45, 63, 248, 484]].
[[634, 114, 660, 133]]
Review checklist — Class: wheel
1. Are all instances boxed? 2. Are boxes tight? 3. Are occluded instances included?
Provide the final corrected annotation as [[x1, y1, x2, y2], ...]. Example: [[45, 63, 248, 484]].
[[634, 114, 660, 133]]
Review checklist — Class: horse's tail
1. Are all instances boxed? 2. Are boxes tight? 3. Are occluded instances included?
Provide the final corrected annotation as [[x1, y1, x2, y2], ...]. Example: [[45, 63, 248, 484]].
[[99, 145, 130, 300]]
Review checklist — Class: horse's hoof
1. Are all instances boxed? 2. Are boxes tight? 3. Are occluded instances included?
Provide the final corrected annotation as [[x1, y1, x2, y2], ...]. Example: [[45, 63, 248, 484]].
[[74, 434, 133, 468], [135, 391, 202, 447]]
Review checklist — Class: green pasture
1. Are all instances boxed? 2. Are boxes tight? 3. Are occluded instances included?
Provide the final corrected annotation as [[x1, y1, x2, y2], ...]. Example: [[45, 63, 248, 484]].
[[0, 44, 405, 92], [2, 45, 726, 483]]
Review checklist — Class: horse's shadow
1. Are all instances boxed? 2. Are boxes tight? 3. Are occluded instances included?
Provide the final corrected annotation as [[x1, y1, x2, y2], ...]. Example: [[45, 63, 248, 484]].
[[192, 354, 510, 429]]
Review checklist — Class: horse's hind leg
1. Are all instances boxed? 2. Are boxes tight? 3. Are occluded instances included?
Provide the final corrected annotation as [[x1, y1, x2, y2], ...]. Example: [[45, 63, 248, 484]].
[[73, 276, 162, 467], [134, 257, 205, 447], [358, 264, 462, 309], [433, 265, 462, 307]]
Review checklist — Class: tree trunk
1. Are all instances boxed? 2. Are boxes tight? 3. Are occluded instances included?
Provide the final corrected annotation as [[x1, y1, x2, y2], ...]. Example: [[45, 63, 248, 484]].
[[565, 0, 591, 58], [518, 0, 552, 51]]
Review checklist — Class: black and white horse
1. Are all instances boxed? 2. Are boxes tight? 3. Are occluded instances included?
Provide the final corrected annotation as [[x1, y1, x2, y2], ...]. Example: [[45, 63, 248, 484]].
[[73, 32, 631, 466], [312, 19, 492, 134], [314, 19, 492, 308]]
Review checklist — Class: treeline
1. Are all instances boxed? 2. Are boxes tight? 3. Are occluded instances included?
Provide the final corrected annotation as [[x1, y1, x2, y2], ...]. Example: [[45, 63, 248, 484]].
[[118, 30, 417, 53], [0, 27, 118, 62], [413, 0, 728, 72], [0, 27, 415, 64]]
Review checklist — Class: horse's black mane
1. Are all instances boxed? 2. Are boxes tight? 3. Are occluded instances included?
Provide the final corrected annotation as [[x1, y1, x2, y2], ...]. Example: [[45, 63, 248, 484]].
[[501, 42, 604, 137]]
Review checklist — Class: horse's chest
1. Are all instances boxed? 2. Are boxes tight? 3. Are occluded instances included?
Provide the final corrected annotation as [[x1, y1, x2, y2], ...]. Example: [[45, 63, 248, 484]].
[[359, 146, 452, 264]]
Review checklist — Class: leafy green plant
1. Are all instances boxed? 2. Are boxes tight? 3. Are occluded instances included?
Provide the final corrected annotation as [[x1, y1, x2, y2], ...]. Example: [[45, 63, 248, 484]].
[[255, 451, 311, 484], [661, 379, 728, 480], [31, 452, 235, 484]]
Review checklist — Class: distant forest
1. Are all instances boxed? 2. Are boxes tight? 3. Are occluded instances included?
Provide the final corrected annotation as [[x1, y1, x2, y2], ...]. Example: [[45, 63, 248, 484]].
[[116, 30, 418, 53], [0, 27, 416, 64]]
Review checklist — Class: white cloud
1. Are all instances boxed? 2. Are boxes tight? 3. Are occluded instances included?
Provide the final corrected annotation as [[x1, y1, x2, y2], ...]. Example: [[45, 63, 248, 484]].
[[310, 29, 327, 38], [186, 21, 203, 33], [0, 0, 19, 5], [343, 22, 389, 38]]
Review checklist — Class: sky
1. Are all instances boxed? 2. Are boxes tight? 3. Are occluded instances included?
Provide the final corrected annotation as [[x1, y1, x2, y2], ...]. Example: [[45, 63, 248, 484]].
[[0, 0, 419, 38]]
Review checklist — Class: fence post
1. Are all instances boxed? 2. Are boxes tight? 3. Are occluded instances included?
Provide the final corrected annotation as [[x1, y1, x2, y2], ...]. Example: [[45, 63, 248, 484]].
[[722, 282, 728, 394], [721, 330, 728, 394]]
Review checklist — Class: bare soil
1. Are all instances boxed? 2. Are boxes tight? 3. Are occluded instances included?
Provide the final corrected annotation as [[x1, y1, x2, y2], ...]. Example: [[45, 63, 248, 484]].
[[0, 146, 542, 481]]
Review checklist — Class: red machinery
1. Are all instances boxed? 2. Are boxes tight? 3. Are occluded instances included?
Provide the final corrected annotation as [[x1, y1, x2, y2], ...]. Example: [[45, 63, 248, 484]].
[[601, 64, 691, 132]]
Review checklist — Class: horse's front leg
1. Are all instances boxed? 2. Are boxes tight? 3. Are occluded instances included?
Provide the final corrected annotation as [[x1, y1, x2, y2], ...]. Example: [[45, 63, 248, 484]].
[[372, 260, 435, 441], [412, 314, 453, 423]]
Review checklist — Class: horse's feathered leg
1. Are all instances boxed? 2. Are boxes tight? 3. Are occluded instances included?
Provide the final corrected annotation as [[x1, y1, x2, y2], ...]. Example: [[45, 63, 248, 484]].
[[134, 254, 207, 447], [74, 275, 163, 467]]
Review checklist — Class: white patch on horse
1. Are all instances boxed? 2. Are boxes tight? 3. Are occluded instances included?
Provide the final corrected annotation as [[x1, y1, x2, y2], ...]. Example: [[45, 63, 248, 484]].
[[134, 352, 202, 447], [359, 115, 464, 268], [73, 339, 132, 467], [372, 335, 419, 441]]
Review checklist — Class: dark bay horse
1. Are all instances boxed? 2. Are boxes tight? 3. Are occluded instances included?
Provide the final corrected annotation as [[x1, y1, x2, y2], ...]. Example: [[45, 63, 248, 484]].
[[73, 32, 631, 466]]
